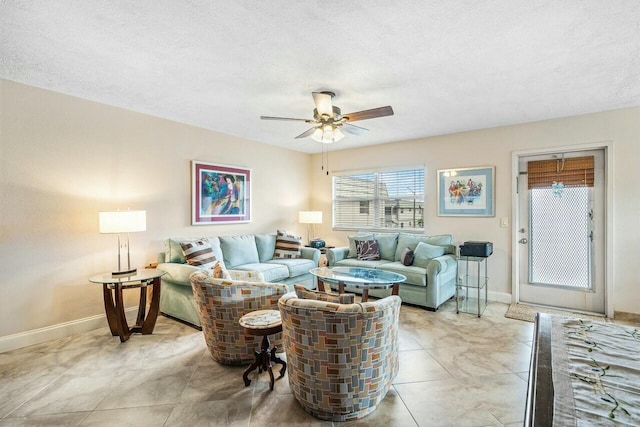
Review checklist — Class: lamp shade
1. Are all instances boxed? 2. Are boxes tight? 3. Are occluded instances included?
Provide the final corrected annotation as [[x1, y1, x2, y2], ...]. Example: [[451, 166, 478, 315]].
[[298, 211, 323, 224], [99, 210, 146, 234]]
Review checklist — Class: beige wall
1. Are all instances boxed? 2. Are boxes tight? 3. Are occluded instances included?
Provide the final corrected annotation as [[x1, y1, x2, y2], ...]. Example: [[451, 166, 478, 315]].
[[1, 78, 638, 344], [310, 107, 640, 315], [0, 80, 310, 337]]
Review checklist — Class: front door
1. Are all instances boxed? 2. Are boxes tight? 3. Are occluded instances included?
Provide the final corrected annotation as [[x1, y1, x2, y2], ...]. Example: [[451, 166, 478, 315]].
[[517, 149, 605, 313]]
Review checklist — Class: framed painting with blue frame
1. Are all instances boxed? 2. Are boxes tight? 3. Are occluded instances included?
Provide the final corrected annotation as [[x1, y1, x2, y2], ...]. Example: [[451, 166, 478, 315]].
[[192, 160, 251, 225], [437, 166, 495, 217]]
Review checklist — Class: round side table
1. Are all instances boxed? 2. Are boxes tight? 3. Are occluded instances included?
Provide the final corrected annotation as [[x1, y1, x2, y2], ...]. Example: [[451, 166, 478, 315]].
[[239, 309, 286, 390], [89, 269, 165, 343]]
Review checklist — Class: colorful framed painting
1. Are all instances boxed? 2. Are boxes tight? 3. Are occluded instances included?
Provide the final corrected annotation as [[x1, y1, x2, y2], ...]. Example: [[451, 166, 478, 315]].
[[192, 161, 251, 225], [437, 166, 495, 217]]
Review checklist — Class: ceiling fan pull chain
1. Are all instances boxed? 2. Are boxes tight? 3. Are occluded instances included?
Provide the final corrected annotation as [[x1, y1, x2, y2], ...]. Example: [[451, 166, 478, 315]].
[[326, 148, 329, 176]]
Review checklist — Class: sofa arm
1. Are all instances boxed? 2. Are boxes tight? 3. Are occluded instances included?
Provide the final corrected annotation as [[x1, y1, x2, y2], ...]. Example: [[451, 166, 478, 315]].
[[326, 247, 349, 266], [157, 262, 201, 286], [301, 247, 321, 266], [426, 255, 457, 280]]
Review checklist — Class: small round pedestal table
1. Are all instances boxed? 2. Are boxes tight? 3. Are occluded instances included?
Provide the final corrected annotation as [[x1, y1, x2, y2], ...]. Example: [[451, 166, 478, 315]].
[[239, 309, 286, 391]]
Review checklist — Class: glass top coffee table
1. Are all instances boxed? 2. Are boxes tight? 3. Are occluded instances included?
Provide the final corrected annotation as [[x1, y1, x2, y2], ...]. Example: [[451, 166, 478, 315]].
[[310, 266, 407, 302]]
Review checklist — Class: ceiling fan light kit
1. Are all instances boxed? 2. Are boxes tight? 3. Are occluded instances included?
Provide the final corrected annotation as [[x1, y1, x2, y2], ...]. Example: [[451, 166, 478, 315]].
[[261, 91, 393, 144]]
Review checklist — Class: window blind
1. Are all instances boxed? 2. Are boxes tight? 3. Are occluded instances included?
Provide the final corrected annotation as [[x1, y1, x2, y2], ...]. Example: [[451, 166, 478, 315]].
[[528, 156, 594, 189], [333, 168, 425, 230]]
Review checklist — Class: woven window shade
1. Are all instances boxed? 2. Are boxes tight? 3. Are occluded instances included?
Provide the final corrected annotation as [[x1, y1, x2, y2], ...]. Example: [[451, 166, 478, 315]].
[[528, 156, 594, 189]]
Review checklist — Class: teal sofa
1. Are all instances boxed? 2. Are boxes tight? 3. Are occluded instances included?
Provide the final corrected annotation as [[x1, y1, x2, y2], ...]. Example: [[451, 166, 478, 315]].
[[326, 233, 457, 310], [157, 233, 320, 327]]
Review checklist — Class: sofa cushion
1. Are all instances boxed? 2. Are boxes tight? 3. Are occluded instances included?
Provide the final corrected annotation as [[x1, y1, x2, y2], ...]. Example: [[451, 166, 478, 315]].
[[255, 233, 276, 262], [233, 263, 289, 282], [355, 239, 381, 261], [377, 262, 427, 287], [394, 233, 453, 261], [180, 239, 217, 268], [274, 230, 302, 259], [267, 258, 315, 278], [294, 284, 355, 304], [219, 235, 260, 268], [374, 233, 399, 261], [347, 233, 374, 258], [413, 242, 446, 269], [334, 258, 391, 269]]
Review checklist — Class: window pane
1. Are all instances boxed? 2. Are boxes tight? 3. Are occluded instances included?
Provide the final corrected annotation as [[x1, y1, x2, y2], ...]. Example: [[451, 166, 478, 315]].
[[333, 168, 424, 230], [529, 187, 591, 289], [334, 200, 375, 228]]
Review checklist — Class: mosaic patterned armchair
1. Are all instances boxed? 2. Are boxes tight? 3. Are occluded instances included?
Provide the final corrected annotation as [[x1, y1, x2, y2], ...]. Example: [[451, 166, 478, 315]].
[[278, 292, 401, 421], [190, 269, 289, 365]]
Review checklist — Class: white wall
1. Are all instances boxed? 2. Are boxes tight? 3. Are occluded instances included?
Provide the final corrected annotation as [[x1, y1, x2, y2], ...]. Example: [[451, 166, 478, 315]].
[[0, 80, 311, 339], [310, 107, 640, 315]]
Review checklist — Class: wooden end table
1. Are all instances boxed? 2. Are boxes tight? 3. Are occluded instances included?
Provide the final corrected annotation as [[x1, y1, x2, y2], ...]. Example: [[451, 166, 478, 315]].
[[89, 269, 165, 343]]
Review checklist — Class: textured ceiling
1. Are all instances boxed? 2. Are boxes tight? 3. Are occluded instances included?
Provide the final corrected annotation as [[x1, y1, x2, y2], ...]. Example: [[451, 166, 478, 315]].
[[1, 1, 639, 154]]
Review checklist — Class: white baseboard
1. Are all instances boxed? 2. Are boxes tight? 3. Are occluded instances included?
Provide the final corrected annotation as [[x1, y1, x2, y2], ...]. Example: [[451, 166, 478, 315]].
[[0, 308, 138, 353], [488, 291, 512, 304]]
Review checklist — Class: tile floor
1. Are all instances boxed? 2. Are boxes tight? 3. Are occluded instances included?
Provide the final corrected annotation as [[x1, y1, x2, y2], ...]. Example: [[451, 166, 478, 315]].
[[0, 300, 535, 427]]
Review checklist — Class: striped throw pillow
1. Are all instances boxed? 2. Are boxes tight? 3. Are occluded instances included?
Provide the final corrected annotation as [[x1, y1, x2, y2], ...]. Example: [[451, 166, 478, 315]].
[[273, 230, 302, 259], [179, 239, 216, 268]]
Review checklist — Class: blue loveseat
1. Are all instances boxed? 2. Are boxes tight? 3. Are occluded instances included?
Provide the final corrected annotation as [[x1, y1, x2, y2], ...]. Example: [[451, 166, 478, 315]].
[[157, 233, 320, 327]]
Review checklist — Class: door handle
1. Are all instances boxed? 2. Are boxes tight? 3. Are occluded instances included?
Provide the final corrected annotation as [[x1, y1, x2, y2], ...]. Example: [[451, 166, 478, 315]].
[[518, 238, 528, 244]]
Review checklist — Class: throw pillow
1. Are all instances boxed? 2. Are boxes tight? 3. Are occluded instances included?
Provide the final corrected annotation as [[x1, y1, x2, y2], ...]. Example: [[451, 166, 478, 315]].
[[294, 284, 355, 304], [180, 239, 216, 268], [212, 259, 231, 279], [413, 242, 446, 269], [273, 230, 302, 259], [347, 233, 374, 258], [355, 239, 381, 261], [401, 247, 415, 266]]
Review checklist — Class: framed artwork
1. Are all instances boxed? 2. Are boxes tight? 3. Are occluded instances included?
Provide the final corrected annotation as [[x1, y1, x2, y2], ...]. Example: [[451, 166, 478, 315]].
[[437, 166, 495, 217], [192, 161, 251, 225]]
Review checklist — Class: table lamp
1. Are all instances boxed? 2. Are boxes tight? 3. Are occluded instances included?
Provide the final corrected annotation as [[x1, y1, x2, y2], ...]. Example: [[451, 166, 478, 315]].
[[99, 210, 146, 277], [298, 211, 323, 245]]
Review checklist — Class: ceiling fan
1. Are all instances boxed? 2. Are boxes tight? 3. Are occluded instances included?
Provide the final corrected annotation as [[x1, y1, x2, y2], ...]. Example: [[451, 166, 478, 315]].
[[260, 91, 394, 144]]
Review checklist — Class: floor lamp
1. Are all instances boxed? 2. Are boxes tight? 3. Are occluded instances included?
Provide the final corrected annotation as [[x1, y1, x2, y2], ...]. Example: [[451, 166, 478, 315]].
[[99, 210, 146, 277]]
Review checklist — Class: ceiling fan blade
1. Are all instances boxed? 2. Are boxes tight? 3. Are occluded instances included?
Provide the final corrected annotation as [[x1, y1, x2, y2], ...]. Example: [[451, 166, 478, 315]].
[[343, 106, 394, 122], [295, 127, 318, 139], [312, 92, 334, 117], [341, 123, 369, 135], [260, 116, 311, 122]]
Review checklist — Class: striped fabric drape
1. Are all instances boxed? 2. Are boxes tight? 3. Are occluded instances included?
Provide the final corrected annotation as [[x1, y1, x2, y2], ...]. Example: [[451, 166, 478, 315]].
[[527, 156, 594, 189]]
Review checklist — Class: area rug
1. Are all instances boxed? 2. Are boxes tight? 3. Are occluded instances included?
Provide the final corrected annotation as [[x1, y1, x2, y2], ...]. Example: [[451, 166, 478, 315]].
[[505, 303, 608, 323]]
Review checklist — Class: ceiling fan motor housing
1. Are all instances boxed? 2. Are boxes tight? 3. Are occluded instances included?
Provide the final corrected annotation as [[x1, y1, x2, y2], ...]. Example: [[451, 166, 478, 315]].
[[313, 106, 342, 122]]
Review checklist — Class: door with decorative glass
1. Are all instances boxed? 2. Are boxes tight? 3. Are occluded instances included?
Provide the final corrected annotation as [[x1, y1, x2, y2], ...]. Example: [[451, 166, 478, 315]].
[[517, 149, 605, 313]]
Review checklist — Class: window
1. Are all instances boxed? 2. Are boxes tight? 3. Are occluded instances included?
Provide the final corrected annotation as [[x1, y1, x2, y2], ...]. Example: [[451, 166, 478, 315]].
[[333, 167, 425, 230]]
